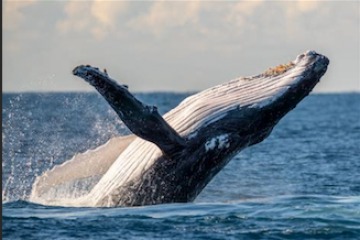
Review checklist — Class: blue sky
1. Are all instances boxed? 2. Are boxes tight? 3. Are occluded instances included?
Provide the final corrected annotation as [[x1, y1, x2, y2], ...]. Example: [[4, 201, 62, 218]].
[[3, 0, 359, 92]]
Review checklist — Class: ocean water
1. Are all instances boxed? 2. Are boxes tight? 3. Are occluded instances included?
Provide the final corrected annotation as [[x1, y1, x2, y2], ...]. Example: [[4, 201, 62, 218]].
[[2, 92, 360, 239]]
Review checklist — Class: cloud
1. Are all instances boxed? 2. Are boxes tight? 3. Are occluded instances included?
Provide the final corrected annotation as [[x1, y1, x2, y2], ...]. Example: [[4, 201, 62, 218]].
[[91, 0, 128, 39], [91, 0, 127, 28], [57, 0, 127, 40], [284, 0, 320, 18], [129, 1, 201, 37], [2, 1, 358, 93], [297, 0, 318, 12], [3, 0, 38, 31], [231, 0, 263, 17], [226, 0, 263, 30], [3, 0, 42, 54], [57, 1, 92, 33]]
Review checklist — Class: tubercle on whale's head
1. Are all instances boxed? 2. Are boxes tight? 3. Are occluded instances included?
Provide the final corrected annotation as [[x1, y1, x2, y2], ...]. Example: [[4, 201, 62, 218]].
[[290, 50, 330, 76]]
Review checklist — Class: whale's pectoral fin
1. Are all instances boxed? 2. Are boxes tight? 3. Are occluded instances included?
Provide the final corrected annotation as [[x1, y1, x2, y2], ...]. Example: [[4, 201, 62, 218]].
[[31, 135, 135, 198], [73, 65, 187, 156]]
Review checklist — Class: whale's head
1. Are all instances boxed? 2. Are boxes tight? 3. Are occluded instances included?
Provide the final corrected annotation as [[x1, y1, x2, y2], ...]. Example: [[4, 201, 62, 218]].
[[184, 50, 329, 149], [254, 50, 329, 109], [231, 50, 330, 145], [174, 50, 329, 149]]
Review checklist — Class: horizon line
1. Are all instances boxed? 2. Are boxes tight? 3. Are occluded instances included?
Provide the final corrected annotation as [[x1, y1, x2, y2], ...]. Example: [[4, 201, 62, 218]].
[[2, 90, 360, 95]]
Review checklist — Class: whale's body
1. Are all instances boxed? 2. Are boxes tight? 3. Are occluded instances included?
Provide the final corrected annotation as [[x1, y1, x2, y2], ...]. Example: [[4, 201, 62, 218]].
[[30, 51, 329, 207]]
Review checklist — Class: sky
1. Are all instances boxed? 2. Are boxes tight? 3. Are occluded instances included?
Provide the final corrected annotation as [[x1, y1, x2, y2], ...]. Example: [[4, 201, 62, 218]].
[[3, 0, 360, 93]]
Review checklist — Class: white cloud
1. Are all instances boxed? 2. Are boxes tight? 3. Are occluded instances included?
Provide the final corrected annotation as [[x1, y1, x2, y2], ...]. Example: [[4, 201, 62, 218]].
[[3, 0, 358, 93], [91, 0, 127, 28], [57, 1, 92, 33], [129, 1, 201, 37], [230, 0, 263, 17], [57, 0, 127, 39], [3, 0, 41, 54], [297, 0, 318, 12], [284, 0, 320, 18], [58, 0, 321, 41], [3, 0, 38, 31], [226, 0, 263, 32]]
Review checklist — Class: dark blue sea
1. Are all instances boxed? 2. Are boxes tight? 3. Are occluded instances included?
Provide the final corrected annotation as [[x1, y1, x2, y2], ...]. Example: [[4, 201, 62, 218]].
[[2, 92, 360, 240]]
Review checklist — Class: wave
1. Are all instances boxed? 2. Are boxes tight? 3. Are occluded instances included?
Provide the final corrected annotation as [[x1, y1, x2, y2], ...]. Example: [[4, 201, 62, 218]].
[[3, 195, 360, 240], [3, 195, 360, 219]]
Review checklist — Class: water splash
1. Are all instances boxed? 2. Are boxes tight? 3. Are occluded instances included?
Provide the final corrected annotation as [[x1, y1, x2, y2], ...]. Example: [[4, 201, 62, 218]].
[[2, 93, 129, 204]]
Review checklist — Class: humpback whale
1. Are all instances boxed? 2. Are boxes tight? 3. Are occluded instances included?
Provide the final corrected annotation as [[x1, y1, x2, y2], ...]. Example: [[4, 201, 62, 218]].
[[30, 50, 329, 207]]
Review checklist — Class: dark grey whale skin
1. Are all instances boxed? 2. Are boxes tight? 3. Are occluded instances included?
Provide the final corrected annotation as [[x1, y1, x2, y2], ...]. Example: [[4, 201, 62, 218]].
[[73, 51, 329, 207]]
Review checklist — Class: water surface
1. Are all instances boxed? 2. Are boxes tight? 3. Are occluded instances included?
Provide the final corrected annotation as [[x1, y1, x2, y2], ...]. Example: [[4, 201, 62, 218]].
[[2, 93, 360, 239]]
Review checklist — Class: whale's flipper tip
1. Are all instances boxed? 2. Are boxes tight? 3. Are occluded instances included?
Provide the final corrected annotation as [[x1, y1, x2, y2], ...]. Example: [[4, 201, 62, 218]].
[[72, 66, 80, 75], [72, 65, 92, 77]]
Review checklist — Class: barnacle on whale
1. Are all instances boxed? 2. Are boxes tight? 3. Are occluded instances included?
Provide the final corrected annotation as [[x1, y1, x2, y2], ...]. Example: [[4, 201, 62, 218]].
[[264, 61, 295, 76]]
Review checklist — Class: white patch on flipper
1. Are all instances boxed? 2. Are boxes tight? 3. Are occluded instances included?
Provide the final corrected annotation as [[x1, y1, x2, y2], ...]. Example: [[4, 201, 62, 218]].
[[205, 134, 230, 151]]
